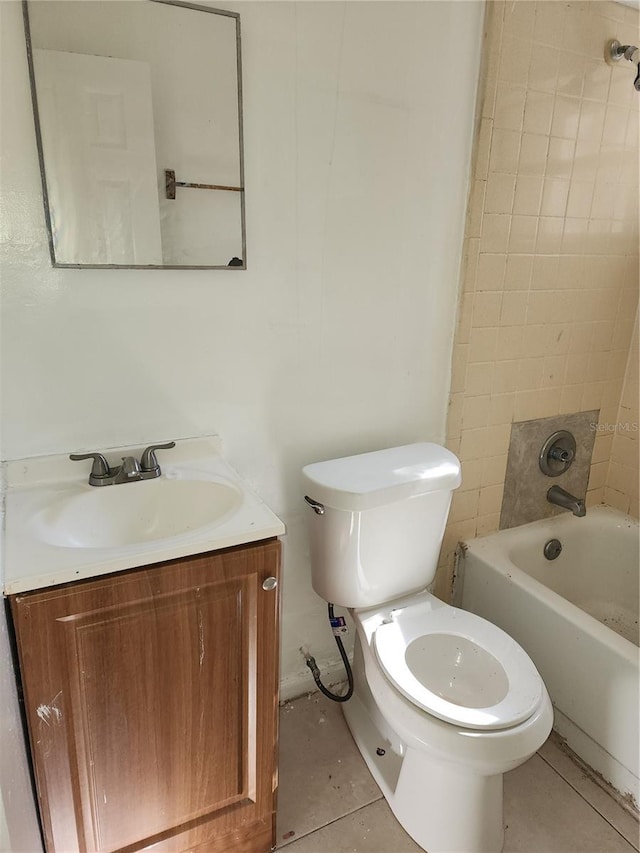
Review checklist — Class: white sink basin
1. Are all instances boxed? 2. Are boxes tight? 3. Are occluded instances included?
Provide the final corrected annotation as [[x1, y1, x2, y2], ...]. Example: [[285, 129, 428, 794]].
[[30, 477, 243, 549], [3, 437, 286, 595]]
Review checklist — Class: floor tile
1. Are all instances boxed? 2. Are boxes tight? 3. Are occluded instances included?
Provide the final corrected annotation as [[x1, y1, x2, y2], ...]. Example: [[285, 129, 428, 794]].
[[283, 799, 422, 853], [277, 692, 638, 853], [504, 753, 637, 853], [277, 694, 382, 848], [538, 735, 639, 850]]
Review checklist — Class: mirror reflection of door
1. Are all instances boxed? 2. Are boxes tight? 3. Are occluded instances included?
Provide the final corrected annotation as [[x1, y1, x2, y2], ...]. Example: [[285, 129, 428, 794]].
[[24, 0, 246, 269], [33, 49, 163, 266]]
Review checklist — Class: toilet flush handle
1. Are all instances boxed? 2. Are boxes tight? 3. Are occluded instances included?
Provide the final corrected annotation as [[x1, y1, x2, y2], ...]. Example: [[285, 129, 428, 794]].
[[304, 495, 325, 515]]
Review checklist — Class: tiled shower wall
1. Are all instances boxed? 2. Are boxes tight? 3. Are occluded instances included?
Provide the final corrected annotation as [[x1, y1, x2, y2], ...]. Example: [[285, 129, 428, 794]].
[[435, 0, 639, 598], [603, 312, 639, 514]]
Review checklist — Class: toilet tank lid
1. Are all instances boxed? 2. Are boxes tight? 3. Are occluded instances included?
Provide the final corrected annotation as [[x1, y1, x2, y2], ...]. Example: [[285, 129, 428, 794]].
[[302, 443, 461, 511]]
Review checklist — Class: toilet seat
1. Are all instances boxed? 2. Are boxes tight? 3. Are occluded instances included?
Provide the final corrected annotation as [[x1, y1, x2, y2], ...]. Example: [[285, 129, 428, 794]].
[[373, 600, 543, 731]]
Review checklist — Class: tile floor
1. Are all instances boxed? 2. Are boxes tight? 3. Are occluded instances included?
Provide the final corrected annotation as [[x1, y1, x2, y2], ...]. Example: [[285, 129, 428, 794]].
[[276, 693, 639, 853]]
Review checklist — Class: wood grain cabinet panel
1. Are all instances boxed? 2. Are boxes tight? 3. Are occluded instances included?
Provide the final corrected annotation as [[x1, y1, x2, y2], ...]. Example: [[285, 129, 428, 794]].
[[10, 539, 281, 853]]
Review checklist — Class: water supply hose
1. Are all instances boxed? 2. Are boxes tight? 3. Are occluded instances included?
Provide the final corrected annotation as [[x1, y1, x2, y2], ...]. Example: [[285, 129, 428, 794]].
[[304, 604, 354, 702]]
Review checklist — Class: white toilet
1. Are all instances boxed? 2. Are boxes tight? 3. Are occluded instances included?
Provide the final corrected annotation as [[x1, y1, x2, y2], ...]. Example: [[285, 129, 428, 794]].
[[302, 443, 553, 853]]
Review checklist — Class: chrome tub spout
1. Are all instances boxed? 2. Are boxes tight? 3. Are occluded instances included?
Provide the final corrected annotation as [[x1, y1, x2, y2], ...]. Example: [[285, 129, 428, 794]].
[[547, 485, 586, 517]]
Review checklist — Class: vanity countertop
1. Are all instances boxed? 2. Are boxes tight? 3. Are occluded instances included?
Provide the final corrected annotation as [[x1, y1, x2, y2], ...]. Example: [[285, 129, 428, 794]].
[[2, 436, 285, 595]]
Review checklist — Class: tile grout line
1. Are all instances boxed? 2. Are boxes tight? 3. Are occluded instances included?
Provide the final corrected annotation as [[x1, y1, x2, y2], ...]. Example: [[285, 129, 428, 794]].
[[277, 752, 637, 851], [537, 750, 639, 851], [276, 793, 385, 850]]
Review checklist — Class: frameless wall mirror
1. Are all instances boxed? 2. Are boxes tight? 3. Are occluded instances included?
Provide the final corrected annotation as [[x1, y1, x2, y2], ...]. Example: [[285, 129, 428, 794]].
[[23, 0, 246, 269]]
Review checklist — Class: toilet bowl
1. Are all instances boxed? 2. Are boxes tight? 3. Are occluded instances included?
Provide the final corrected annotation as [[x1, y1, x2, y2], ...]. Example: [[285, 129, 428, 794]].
[[302, 443, 553, 853], [371, 594, 544, 731], [341, 591, 552, 853]]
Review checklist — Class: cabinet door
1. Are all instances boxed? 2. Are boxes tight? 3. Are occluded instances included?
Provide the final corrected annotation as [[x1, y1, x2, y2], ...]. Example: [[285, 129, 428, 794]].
[[11, 540, 280, 853]]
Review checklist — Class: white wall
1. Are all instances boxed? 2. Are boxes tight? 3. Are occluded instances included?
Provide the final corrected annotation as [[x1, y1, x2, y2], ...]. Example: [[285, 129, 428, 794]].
[[0, 1, 483, 846]]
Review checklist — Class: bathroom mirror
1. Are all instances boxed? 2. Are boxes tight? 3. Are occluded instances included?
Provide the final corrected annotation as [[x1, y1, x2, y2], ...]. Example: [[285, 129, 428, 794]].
[[23, 0, 246, 269]]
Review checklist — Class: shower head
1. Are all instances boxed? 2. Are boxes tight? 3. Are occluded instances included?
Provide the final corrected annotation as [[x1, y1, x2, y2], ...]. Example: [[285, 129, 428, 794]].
[[607, 39, 640, 91]]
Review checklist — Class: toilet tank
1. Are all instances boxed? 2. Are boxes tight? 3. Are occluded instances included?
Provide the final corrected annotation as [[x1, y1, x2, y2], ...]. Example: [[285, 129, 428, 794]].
[[302, 443, 461, 609]]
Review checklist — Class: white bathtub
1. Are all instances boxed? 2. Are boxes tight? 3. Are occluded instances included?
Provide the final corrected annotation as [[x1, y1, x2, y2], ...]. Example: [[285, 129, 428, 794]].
[[459, 506, 639, 809]]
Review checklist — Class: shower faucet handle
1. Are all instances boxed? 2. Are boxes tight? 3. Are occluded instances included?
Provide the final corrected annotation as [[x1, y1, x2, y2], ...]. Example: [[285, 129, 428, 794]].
[[539, 430, 576, 477], [548, 445, 574, 464]]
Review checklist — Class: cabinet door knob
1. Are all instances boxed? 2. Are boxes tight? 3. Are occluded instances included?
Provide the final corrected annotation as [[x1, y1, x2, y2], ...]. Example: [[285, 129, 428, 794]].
[[262, 577, 278, 591]]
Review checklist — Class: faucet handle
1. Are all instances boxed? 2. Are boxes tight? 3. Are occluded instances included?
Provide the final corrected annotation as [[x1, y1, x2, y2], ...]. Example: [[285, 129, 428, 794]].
[[70, 452, 110, 479], [140, 441, 176, 473]]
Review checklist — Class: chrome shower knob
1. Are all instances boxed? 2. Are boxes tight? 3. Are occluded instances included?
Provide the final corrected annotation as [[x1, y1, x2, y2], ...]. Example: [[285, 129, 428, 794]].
[[539, 430, 577, 477]]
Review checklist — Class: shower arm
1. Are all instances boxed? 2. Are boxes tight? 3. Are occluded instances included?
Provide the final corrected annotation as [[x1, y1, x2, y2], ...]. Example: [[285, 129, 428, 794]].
[[607, 39, 640, 91]]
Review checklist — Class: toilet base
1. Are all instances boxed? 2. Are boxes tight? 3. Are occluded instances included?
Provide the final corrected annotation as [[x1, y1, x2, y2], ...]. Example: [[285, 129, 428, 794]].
[[342, 677, 505, 853]]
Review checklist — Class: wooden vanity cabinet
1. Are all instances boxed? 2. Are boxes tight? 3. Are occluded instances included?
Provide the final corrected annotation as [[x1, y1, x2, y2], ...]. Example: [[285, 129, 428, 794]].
[[10, 539, 281, 853]]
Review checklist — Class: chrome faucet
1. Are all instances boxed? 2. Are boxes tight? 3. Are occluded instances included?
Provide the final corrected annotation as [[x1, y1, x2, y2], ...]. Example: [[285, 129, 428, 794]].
[[547, 485, 586, 518], [70, 442, 176, 486]]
